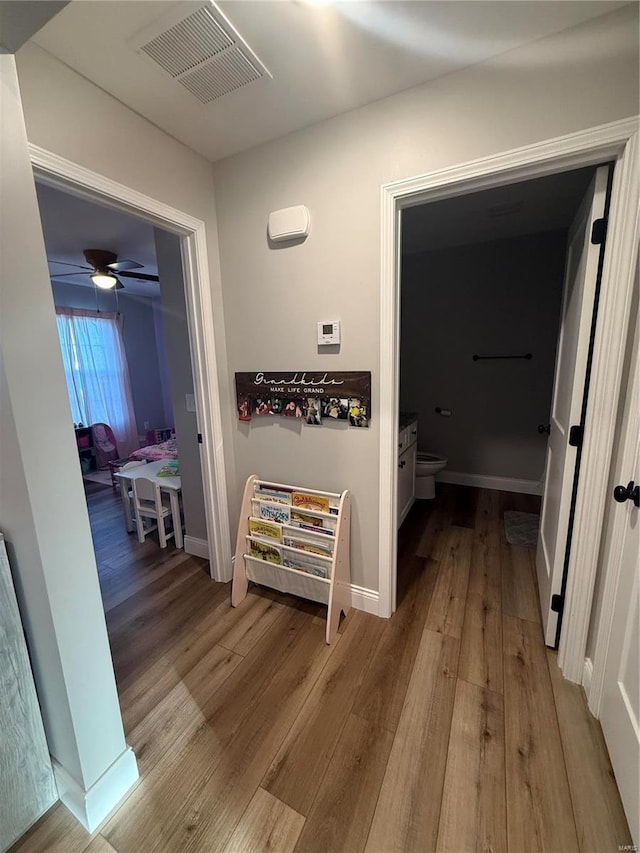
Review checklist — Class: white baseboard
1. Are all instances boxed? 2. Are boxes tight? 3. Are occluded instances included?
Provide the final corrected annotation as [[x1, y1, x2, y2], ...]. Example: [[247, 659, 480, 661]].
[[53, 746, 139, 833], [184, 535, 209, 559], [436, 470, 543, 496], [582, 657, 593, 697], [348, 583, 380, 616]]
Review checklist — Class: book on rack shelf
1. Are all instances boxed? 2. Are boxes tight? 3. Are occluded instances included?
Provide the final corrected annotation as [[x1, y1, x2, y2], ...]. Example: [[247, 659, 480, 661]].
[[289, 509, 335, 535], [283, 551, 330, 578], [283, 534, 333, 557], [249, 518, 282, 542], [255, 486, 292, 505], [291, 492, 330, 513], [257, 502, 291, 525], [248, 539, 282, 564]]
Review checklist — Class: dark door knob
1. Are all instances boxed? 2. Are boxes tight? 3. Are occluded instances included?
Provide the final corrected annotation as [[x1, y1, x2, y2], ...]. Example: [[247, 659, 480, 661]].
[[613, 481, 640, 507], [538, 423, 551, 435]]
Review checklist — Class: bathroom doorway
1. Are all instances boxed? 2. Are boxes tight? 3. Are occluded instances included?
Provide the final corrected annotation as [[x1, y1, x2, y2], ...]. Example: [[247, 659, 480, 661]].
[[397, 162, 611, 648], [400, 167, 609, 646], [377, 121, 638, 681]]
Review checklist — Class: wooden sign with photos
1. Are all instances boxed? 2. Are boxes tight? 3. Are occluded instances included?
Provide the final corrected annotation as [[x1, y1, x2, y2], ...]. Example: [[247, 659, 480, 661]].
[[235, 371, 371, 428]]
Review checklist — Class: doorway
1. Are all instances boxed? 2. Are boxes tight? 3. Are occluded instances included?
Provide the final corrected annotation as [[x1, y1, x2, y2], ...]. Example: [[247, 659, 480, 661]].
[[398, 164, 606, 649], [35, 180, 206, 550], [30, 149, 233, 584], [378, 118, 639, 684]]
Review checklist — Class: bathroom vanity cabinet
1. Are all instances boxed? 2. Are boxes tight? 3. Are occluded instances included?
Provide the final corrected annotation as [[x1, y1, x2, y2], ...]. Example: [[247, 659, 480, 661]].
[[398, 415, 417, 528]]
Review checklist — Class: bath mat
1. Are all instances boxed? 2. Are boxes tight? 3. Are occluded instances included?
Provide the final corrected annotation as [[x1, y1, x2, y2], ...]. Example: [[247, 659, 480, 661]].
[[504, 511, 539, 548]]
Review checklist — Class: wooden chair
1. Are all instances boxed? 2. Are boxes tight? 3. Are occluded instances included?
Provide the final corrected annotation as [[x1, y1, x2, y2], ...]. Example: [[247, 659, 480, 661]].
[[131, 475, 174, 548], [115, 459, 147, 531]]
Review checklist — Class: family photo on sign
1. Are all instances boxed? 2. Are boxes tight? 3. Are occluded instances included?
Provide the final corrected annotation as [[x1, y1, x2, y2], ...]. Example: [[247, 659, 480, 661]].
[[237, 394, 368, 427], [235, 371, 371, 428]]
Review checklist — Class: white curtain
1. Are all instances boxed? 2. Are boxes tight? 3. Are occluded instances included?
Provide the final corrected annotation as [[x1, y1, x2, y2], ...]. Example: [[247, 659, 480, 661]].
[[56, 308, 139, 459]]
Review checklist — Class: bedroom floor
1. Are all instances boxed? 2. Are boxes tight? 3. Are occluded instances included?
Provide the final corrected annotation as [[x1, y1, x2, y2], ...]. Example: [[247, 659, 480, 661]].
[[11, 483, 631, 852]]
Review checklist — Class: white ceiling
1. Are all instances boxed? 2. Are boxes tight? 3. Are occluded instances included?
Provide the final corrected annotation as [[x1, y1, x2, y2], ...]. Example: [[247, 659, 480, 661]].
[[30, 0, 628, 163], [36, 181, 161, 297], [28, 1, 621, 277]]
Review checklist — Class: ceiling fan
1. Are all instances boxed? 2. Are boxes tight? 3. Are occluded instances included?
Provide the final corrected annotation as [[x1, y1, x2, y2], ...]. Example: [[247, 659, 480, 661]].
[[48, 249, 160, 290]]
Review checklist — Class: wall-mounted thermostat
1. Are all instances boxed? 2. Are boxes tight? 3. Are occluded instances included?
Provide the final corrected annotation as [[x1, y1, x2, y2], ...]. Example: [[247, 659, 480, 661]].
[[317, 320, 340, 346]]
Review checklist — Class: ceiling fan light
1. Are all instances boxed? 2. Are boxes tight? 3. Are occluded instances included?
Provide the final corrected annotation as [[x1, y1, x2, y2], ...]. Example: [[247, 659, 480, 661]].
[[91, 271, 118, 289]]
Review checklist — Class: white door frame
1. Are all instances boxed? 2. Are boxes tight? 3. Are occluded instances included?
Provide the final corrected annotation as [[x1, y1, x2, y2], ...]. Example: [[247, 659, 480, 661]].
[[379, 117, 639, 683], [588, 279, 640, 717], [29, 144, 233, 583]]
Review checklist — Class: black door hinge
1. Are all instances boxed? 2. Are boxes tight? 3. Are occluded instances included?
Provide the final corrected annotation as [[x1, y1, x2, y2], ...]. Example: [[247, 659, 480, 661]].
[[197, 433, 203, 444], [569, 424, 583, 447], [551, 594, 564, 614], [591, 218, 607, 245]]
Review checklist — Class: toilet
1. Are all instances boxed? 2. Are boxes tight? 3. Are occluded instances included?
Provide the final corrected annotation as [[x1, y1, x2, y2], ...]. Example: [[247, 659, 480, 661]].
[[415, 452, 447, 499]]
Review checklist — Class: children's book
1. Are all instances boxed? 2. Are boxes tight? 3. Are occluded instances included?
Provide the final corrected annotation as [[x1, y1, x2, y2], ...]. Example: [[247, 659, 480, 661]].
[[291, 492, 330, 513], [291, 509, 323, 528], [282, 534, 332, 557], [257, 502, 291, 525], [157, 462, 180, 477], [289, 509, 335, 536], [248, 539, 282, 564], [249, 518, 282, 542], [255, 486, 292, 505], [299, 523, 333, 536], [283, 552, 330, 578]]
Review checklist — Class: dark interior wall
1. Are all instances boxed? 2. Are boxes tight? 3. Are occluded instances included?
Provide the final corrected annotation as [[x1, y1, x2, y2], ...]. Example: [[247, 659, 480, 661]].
[[400, 230, 567, 482], [51, 281, 166, 435]]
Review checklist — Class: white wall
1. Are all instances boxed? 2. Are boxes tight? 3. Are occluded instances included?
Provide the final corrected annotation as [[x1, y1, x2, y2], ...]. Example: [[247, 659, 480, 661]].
[[211, 5, 639, 591], [400, 231, 567, 482], [0, 54, 137, 826]]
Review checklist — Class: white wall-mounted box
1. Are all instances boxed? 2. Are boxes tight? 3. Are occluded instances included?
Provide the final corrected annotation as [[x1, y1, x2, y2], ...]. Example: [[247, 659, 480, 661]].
[[268, 205, 310, 243]]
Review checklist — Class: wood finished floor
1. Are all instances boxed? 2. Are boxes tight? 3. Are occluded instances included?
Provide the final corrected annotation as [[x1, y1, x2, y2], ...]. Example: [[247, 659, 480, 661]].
[[12, 483, 632, 853]]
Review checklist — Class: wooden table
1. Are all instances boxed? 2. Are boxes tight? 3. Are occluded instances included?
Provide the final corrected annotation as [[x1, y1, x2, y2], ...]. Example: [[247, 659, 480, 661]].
[[114, 459, 183, 548]]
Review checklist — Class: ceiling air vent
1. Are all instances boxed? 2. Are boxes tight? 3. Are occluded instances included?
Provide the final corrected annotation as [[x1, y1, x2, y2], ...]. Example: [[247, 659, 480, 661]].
[[132, 1, 271, 104]]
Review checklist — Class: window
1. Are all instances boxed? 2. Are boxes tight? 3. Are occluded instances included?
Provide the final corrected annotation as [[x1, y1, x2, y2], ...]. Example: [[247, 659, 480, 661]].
[[56, 308, 139, 458]]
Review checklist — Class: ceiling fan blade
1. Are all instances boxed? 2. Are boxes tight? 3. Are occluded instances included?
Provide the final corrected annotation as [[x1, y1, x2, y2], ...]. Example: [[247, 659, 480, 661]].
[[48, 260, 91, 271], [118, 270, 160, 282], [107, 259, 144, 272], [50, 272, 91, 278]]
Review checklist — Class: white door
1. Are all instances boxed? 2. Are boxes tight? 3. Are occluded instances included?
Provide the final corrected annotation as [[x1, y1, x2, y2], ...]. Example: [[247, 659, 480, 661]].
[[599, 328, 640, 845], [536, 165, 610, 646]]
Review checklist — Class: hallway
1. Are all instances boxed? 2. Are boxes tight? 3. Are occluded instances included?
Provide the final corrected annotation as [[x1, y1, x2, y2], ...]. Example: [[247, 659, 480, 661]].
[[11, 484, 631, 852]]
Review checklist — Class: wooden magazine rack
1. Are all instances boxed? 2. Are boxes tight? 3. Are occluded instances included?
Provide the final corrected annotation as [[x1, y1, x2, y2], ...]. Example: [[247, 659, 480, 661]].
[[232, 475, 351, 643]]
